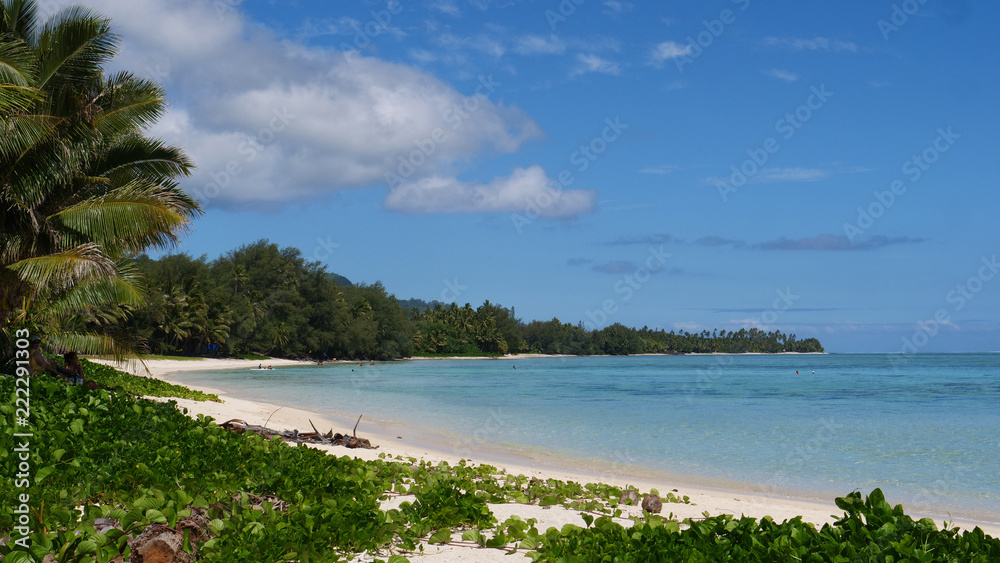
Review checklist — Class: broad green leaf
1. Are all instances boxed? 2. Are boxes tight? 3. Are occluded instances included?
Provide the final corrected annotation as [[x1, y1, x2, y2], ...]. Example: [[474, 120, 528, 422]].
[[428, 529, 452, 544], [35, 465, 57, 484], [145, 509, 168, 524]]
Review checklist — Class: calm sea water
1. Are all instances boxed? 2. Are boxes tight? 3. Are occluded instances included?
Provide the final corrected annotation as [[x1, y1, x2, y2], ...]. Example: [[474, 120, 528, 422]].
[[169, 354, 1000, 521]]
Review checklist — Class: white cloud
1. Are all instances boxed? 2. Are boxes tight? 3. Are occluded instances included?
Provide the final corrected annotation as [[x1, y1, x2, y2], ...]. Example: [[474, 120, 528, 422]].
[[383, 166, 597, 218], [639, 165, 679, 175], [433, 32, 506, 58], [571, 53, 621, 77], [513, 35, 566, 55], [754, 168, 828, 182], [603, 1, 634, 14], [428, 0, 461, 16], [765, 68, 799, 82], [70, 0, 563, 215], [670, 322, 710, 333], [409, 49, 438, 64], [649, 41, 692, 66], [702, 167, 830, 186], [762, 37, 859, 53]]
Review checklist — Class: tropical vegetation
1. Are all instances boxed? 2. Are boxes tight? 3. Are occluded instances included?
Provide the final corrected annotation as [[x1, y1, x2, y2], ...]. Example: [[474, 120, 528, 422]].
[[118, 239, 824, 360], [0, 0, 199, 363], [0, 0, 823, 372], [1, 372, 996, 562]]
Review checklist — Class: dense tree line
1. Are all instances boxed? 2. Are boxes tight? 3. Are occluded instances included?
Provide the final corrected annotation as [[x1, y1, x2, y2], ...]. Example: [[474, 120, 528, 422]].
[[0, 1, 824, 366], [409, 301, 524, 355], [126, 240, 412, 360], [519, 319, 823, 355], [124, 240, 823, 360]]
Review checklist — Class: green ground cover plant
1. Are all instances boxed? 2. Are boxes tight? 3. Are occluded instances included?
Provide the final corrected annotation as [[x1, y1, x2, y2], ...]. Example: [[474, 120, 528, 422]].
[[80, 359, 220, 402], [2, 367, 997, 562], [234, 354, 271, 361]]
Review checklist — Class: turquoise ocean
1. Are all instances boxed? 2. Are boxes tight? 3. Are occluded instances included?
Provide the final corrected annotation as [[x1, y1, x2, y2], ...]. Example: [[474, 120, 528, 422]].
[[170, 354, 1000, 522]]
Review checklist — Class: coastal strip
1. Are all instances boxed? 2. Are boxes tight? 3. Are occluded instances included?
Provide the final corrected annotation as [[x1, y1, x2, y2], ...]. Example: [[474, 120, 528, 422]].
[[98, 357, 1000, 557]]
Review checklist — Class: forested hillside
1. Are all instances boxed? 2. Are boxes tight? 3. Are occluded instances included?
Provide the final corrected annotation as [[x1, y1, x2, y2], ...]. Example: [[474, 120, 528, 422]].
[[125, 240, 823, 360]]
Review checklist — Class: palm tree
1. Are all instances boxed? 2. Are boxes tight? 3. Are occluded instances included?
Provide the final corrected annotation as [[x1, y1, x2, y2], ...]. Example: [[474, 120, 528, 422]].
[[160, 285, 192, 352], [232, 264, 249, 294], [1, 0, 200, 360], [272, 322, 290, 351]]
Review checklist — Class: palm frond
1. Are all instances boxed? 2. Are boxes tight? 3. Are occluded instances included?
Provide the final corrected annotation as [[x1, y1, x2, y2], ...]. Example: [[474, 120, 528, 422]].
[[1, 0, 38, 39], [35, 5, 118, 90], [0, 35, 36, 85], [0, 106, 51, 154], [8, 242, 115, 289], [47, 273, 145, 314], [46, 329, 144, 366], [93, 72, 168, 135], [50, 181, 202, 252], [97, 135, 195, 184]]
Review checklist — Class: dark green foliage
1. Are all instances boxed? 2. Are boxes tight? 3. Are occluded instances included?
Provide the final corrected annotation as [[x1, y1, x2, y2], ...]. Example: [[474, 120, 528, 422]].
[[633, 326, 825, 355], [398, 298, 443, 313], [0, 375, 405, 561], [410, 301, 521, 356], [528, 489, 1000, 562], [521, 318, 596, 355], [2, 371, 994, 561], [521, 320, 823, 355], [80, 359, 219, 401], [125, 240, 414, 360], [120, 239, 824, 361]]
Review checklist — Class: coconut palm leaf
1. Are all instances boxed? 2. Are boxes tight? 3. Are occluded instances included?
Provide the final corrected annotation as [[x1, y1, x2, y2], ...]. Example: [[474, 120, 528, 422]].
[[48, 274, 145, 316], [8, 243, 116, 290], [1, 1, 199, 367], [98, 135, 195, 184], [92, 71, 167, 134], [46, 329, 142, 363], [0, 36, 34, 85], [0, 107, 51, 154], [0, 0, 38, 39], [34, 6, 117, 90], [50, 181, 200, 252]]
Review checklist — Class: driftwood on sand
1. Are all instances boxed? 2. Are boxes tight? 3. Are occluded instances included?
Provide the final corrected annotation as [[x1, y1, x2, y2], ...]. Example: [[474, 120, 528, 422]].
[[217, 416, 378, 449]]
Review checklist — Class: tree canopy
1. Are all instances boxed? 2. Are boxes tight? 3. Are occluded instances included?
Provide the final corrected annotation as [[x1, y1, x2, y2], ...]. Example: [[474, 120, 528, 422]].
[[123, 240, 824, 360], [0, 0, 199, 361]]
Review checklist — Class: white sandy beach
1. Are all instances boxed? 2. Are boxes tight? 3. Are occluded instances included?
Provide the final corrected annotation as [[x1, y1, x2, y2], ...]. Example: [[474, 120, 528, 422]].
[[97, 357, 1000, 561]]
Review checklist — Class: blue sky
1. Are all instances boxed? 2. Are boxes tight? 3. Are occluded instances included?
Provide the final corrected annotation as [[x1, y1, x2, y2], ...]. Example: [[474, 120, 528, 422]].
[[74, 0, 997, 352]]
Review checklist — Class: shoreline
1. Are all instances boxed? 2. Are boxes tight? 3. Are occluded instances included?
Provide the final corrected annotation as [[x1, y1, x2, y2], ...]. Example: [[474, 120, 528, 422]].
[[101, 356, 1000, 541], [409, 351, 827, 361]]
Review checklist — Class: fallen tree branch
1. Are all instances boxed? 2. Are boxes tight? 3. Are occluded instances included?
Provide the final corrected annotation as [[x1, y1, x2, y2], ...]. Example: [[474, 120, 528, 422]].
[[218, 417, 377, 449]]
